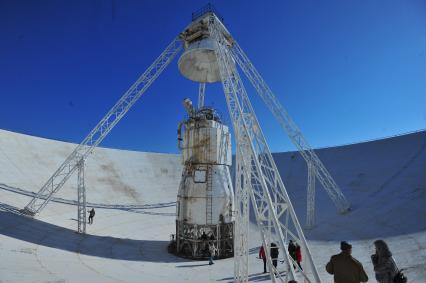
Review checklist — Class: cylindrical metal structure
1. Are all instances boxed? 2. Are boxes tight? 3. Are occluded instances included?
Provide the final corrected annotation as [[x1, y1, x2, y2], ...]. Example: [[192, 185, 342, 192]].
[[178, 37, 221, 83], [175, 106, 234, 259], [178, 15, 233, 83]]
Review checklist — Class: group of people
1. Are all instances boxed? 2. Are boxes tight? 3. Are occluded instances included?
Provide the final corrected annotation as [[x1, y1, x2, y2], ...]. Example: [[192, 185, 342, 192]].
[[288, 240, 302, 271], [326, 239, 406, 283], [257, 239, 406, 283], [258, 240, 302, 275], [258, 243, 279, 273]]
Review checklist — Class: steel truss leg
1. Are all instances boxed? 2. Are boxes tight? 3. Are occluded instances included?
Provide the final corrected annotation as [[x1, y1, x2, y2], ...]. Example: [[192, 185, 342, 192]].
[[234, 134, 250, 283], [230, 41, 350, 214], [77, 159, 86, 234], [306, 161, 316, 229], [208, 14, 321, 283], [22, 37, 182, 216], [198, 82, 206, 109]]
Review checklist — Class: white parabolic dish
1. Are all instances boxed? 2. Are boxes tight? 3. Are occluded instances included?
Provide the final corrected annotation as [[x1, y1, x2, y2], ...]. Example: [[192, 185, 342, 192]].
[[0, 129, 425, 282]]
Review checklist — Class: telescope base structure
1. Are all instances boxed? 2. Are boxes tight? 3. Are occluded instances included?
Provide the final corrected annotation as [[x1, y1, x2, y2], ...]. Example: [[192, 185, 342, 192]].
[[171, 221, 234, 259]]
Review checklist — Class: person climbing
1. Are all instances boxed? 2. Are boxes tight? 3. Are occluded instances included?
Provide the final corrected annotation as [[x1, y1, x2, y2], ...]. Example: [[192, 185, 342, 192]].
[[208, 241, 217, 265], [326, 241, 368, 283], [371, 239, 401, 283], [295, 243, 302, 271], [258, 244, 267, 273], [88, 208, 95, 224], [270, 243, 279, 272], [288, 240, 297, 268]]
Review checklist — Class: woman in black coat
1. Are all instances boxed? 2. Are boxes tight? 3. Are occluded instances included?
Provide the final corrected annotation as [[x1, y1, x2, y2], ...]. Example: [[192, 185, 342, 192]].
[[371, 239, 398, 283]]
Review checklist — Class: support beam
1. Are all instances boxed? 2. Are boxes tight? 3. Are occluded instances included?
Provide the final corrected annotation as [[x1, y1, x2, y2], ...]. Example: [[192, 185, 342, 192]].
[[198, 82, 206, 109], [77, 159, 86, 234], [306, 161, 316, 229], [231, 41, 350, 214], [234, 134, 250, 283], [22, 37, 183, 216], [208, 14, 321, 282]]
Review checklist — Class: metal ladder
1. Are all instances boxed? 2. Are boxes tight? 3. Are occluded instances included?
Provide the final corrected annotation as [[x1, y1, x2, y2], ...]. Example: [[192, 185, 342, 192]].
[[206, 165, 213, 224]]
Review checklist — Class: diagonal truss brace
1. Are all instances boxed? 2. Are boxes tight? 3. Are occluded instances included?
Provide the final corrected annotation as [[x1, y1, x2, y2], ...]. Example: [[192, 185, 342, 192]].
[[231, 42, 350, 214], [209, 14, 321, 283], [22, 38, 183, 216], [306, 161, 316, 229]]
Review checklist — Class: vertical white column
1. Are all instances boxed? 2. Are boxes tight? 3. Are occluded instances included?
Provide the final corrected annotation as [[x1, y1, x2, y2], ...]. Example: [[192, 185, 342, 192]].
[[77, 159, 86, 234], [306, 161, 316, 229], [198, 82, 206, 109]]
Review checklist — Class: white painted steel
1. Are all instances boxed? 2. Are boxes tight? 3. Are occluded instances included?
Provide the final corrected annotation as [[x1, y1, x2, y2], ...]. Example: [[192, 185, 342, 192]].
[[177, 164, 234, 224], [178, 37, 221, 83], [181, 120, 232, 166], [234, 129, 250, 282], [231, 41, 351, 214], [178, 14, 233, 83], [77, 158, 86, 234], [307, 161, 316, 229], [208, 14, 321, 282], [198, 82, 206, 109], [22, 37, 183, 216], [177, 112, 233, 225]]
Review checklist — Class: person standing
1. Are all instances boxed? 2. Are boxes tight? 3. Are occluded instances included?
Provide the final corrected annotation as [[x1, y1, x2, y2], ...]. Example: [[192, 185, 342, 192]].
[[270, 243, 279, 270], [259, 245, 267, 273], [288, 240, 297, 268], [88, 208, 95, 224], [326, 241, 368, 283], [371, 239, 398, 283], [208, 241, 217, 265], [295, 243, 302, 271], [200, 231, 208, 256]]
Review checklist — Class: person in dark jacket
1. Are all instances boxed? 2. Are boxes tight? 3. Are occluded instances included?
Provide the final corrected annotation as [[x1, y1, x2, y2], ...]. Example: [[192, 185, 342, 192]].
[[200, 231, 208, 255], [270, 243, 279, 270], [200, 231, 208, 240], [326, 241, 368, 283], [88, 208, 95, 224], [258, 245, 267, 273], [371, 239, 398, 283], [288, 240, 297, 268], [295, 243, 302, 271]]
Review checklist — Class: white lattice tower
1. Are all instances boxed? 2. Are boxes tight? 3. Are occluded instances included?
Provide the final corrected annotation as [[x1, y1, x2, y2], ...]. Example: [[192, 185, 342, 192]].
[[17, 7, 350, 282], [234, 130, 250, 282], [208, 14, 321, 282]]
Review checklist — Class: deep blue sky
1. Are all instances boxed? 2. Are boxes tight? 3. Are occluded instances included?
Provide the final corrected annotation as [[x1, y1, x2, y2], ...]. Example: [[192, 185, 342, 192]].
[[1, 0, 425, 153]]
